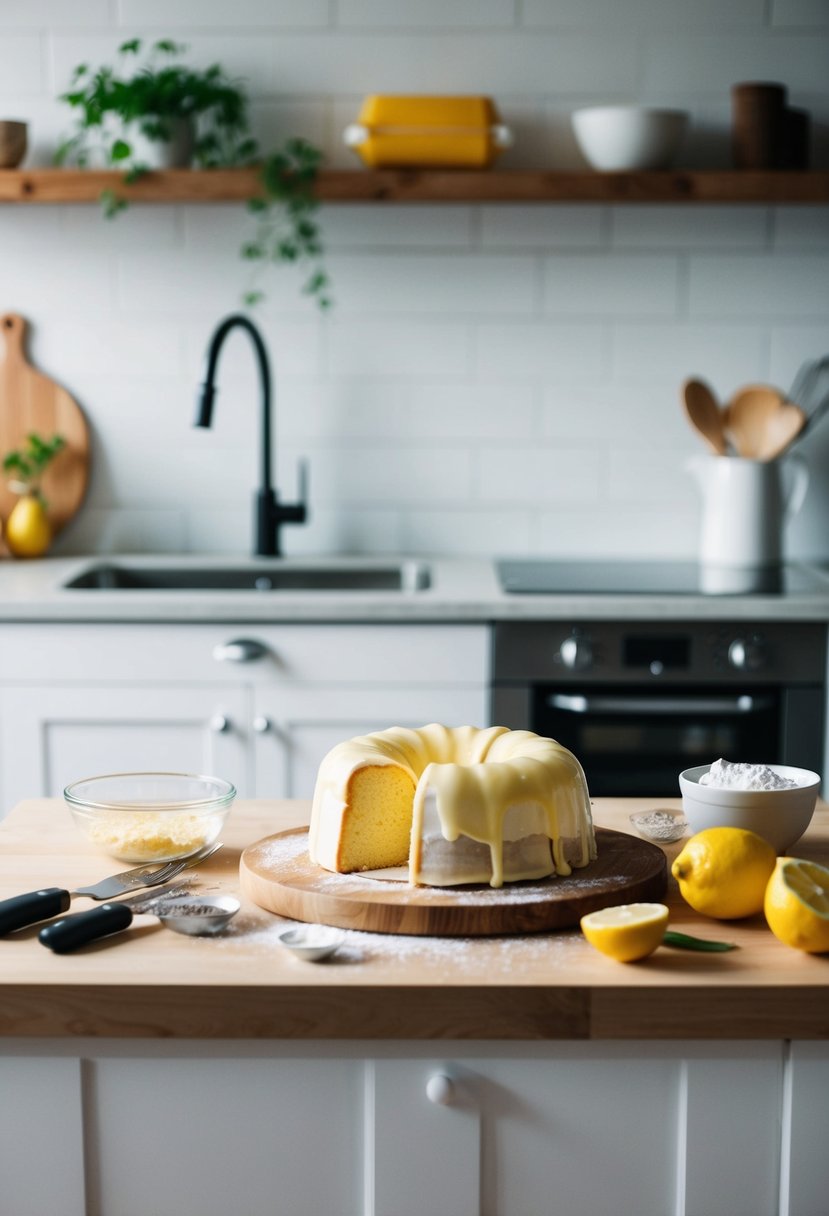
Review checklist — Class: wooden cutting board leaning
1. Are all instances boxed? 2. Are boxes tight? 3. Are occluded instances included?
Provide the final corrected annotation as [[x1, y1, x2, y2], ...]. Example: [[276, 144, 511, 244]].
[[0, 313, 89, 533]]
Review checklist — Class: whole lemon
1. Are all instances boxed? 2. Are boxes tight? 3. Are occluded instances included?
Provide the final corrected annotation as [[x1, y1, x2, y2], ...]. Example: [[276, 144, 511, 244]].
[[764, 858, 829, 953], [5, 494, 52, 558], [671, 826, 776, 919]]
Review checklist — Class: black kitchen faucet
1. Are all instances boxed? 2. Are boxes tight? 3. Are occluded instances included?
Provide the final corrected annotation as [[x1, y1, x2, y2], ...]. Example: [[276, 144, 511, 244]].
[[195, 313, 307, 557]]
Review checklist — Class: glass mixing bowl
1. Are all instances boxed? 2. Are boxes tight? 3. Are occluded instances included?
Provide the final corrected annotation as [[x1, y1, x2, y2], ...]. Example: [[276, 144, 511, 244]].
[[64, 772, 236, 863]]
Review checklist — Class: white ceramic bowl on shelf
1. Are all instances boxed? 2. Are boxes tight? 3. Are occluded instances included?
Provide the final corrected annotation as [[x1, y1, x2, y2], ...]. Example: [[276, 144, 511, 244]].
[[571, 106, 688, 171], [678, 764, 820, 854]]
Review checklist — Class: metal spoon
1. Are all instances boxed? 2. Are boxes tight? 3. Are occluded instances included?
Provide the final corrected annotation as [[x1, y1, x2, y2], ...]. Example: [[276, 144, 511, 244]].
[[725, 384, 785, 458], [682, 378, 727, 455]]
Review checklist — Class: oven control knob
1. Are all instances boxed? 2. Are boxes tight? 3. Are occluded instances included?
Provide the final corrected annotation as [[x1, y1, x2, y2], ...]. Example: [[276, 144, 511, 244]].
[[558, 635, 593, 671], [727, 637, 765, 671]]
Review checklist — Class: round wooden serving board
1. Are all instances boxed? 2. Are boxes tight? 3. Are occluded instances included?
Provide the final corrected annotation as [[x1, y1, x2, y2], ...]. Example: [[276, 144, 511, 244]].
[[239, 827, 668, 936], [0, 313, 89, 532]]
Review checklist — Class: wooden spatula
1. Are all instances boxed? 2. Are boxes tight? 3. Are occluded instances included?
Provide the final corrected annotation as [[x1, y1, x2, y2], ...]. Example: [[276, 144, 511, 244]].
[[682, 378, 727, 455], [0, 313, 89, 531]]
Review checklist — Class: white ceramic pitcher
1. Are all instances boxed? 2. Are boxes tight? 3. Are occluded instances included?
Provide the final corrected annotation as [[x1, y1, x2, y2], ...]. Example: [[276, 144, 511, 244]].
[[687, 454, 809, 569]]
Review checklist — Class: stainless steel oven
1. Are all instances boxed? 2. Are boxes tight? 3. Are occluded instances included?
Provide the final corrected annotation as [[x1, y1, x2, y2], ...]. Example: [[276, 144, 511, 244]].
[[491, 619, 826, 796]]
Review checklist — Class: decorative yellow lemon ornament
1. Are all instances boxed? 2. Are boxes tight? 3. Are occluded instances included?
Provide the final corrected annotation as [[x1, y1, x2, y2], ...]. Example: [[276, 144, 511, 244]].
[[580, 902, 669, 962], [5, 492, 52, 558], [671, 826, 776, 919], [764, 858, 829, 953], [2, 432, 64, 560]]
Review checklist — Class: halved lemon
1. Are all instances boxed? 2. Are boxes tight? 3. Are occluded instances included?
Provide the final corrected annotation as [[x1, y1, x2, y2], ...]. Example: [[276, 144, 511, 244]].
[[764, 858, 829, 954], [580, 902, 669, 962]]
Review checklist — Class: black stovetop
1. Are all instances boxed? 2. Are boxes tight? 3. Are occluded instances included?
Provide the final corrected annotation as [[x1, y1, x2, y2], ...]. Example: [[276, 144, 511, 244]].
[[496, 559, 824, 597]]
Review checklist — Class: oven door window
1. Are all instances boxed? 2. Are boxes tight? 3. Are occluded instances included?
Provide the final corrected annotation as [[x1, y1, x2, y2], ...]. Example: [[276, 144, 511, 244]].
[[534, 684, 780, 796]]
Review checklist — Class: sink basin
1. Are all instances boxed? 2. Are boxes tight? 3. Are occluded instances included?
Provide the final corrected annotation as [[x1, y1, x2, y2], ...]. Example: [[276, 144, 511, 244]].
[[62, 561, 432, 593]]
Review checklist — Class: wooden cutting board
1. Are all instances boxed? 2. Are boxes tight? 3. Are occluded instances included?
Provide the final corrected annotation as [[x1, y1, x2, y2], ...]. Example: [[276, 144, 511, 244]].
[[0, 313, 89, 531], [239, 827, 668, 936]]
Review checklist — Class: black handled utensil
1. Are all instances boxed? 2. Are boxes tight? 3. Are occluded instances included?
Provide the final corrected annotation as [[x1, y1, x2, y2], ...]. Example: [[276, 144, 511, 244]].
[[38, 881, 196, 953], [0, 840, 222, 934]]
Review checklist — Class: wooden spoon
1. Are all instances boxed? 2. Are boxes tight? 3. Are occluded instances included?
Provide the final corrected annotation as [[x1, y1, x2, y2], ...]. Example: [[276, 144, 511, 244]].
[[724, 384, 784, 458], [682, 378, 727, 455], [756, 401, 807, 461]]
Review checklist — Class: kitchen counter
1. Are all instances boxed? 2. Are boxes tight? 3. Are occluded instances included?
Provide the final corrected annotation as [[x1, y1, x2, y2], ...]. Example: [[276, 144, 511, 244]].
[[2, 797, 828, 1042], [1, 553, 828, 622]]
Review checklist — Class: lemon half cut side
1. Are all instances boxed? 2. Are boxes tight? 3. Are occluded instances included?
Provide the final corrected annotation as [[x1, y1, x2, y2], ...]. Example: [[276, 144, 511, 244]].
[[764, 858, 829, 954], [580, 902, 669, 962]]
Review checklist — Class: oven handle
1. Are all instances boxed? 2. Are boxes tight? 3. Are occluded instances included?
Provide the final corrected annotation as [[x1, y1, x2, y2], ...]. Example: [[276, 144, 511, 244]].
[[547, 693, 776, 716]]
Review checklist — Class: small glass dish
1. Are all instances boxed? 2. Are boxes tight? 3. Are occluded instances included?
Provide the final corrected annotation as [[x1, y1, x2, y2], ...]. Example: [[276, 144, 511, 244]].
[[629, 808, 688, 844], [278, 925, 344, 962], [64, 771, 236, 863]]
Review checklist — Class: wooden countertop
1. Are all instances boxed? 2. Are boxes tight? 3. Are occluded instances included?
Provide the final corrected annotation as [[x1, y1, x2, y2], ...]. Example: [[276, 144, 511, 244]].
[[1, 798, 828, 1041]]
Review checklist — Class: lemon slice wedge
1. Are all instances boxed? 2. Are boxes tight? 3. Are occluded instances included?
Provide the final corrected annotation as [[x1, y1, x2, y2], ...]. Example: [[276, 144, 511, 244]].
[[580, 902, 669, 962], [764, 858, 829, 953]]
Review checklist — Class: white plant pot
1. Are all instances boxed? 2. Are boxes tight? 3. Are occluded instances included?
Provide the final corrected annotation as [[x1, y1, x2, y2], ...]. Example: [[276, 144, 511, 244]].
[[128, 117, 195, 169]]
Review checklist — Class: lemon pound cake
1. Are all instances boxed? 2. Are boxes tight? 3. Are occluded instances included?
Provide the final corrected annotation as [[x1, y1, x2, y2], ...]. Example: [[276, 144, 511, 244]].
[[308, 724, 595, 889]]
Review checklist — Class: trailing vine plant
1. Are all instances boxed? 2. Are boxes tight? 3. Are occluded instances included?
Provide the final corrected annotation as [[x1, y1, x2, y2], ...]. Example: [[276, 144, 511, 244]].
[[56, 39, 330, 309]]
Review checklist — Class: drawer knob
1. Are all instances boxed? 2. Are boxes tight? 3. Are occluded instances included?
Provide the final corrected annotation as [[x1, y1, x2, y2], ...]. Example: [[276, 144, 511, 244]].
[[426, 1073, 455, 1106], [253, 715, 271, 734], [213, 638, 268, 664], [210, 714, 230, 734]]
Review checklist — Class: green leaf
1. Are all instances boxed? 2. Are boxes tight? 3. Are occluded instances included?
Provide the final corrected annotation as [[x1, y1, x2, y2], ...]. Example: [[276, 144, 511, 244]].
[[243, 290, 265, 307], [119, 38, 141, 55], [662, 930, 737, 953], [111, 138, 132, 161]]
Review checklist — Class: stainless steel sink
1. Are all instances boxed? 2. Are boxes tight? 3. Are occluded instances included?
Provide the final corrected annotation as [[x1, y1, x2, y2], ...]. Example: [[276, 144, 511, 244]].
[[62, 561, 432, 593]]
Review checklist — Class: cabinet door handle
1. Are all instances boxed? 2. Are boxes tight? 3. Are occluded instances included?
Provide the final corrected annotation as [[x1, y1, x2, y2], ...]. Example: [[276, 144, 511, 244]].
[[425, 1073, 455, 1106], [213, 638, 268, 664], [210, 714, 230, 734], [252, 716, 271, 734]]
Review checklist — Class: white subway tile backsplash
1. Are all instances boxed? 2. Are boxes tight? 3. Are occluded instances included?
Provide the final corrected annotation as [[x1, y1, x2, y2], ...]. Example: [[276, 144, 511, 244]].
[[328, 322, 471, 376], [771, 0, 829, 27], [475, 322, 606, 377], [772, 208, 829, 249], [0, 0, 110, 24], [1, 5, 827, 564], [0, 34, 44, 94], [117, 0, 330, 28], [337, 0, 516, 28], [323, 205, 473, 249], [543, 255, 679, 317], [477, 446, 601, 502], [523, 0, 765, 29], [405, 383, 536, 439], [480, 205, 604, 249], [266, 32, 638, 95], [689, 255, 829, 317], [327, 254, 535, 315], [611, 206, 769, 250], [643, 33, 829, 96], [610, 323, 768, 386], [402, 509, 531, 556], [529, 503, 699, 558]]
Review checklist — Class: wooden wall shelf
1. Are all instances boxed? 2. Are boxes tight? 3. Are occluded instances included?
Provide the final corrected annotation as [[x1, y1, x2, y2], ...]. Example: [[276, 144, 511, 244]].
[[0, 167, 828, 205]]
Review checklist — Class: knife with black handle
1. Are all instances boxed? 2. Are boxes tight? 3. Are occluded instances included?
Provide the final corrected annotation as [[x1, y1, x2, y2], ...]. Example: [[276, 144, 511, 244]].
[[38, 882, 192, 953]]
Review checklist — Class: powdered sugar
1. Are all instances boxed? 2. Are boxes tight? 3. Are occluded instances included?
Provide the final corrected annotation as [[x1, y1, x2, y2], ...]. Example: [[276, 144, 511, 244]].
[[700, 759, 799, 791]]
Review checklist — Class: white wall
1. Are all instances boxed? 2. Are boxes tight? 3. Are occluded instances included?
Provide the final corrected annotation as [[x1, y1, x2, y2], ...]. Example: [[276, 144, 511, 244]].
[[1, 0, 828, 562]]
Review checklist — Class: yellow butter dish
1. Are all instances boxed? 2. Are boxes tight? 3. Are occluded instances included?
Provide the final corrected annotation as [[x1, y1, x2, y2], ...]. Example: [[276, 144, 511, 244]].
[[344, 95, 513, 168]]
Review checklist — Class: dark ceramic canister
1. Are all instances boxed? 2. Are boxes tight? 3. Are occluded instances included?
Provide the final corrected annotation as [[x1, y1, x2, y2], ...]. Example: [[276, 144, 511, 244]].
[[732, 81, 787, 169]]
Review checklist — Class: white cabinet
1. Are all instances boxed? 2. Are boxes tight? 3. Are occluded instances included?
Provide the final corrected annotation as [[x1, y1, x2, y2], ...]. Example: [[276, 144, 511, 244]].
[[373, 1044, 784, 1216], [0, 623, 489, 815], [2, 1040, 821, 1216]]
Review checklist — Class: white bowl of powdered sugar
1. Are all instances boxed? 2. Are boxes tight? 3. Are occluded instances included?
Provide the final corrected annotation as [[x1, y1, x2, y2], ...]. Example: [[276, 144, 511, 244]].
[[679, 760, 820, 853]]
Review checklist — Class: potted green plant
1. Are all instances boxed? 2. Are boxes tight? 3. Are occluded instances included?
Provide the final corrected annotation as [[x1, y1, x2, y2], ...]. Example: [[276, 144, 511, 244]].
[[56, 39, 330, 309]]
